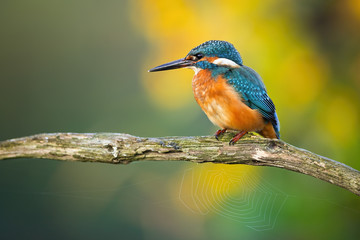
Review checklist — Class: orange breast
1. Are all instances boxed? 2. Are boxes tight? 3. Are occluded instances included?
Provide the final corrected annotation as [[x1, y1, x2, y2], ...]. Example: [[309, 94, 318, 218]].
[[192, 70, 265, 132]]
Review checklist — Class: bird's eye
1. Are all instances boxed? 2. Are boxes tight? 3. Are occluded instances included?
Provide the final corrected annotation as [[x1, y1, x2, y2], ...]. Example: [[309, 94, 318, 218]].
[[187, 53, 204, 61], [194, 53, 204, 60]]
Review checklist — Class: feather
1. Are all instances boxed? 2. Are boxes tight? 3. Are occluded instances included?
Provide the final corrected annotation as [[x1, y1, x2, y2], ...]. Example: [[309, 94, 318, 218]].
[[224, 66, 280, 138]]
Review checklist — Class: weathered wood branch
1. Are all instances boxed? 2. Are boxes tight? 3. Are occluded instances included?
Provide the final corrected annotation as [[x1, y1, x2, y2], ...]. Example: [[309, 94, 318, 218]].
[[0, 132, 359, 196]]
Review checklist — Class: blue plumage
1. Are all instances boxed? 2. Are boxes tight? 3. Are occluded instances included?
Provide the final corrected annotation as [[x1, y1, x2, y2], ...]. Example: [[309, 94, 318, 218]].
[[149, 40, 280, 142], [226, 67, 280, 138], [193, 42, 280, 138], [188, 40, 243, 65]]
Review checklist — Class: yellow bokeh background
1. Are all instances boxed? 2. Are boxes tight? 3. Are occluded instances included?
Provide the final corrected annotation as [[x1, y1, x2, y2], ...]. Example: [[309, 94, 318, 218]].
[[1, 0, 360, 238]]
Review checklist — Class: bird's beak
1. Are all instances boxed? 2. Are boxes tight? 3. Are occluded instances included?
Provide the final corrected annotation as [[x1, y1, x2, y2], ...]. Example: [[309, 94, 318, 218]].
[[148, 58, 193, 72]]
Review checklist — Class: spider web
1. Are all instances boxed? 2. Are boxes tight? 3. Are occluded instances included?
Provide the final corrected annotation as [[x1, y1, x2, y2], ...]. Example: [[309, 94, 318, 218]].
[[178, 165, 288, 231]]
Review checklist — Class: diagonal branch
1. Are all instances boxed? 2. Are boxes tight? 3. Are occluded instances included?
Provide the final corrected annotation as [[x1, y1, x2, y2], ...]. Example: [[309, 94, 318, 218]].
[[0, 132, 359, 196]]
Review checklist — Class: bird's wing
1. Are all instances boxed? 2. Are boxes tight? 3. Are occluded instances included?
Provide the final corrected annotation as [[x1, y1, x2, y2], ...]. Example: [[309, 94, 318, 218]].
[[225, 66, 280, 136]]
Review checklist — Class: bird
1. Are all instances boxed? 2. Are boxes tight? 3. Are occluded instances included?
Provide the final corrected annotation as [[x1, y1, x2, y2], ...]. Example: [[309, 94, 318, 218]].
[[149, 40, 280, 144]]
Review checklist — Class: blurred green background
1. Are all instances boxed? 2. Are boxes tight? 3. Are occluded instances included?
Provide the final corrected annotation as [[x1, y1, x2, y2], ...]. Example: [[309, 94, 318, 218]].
[[1, 0, 360, 239]]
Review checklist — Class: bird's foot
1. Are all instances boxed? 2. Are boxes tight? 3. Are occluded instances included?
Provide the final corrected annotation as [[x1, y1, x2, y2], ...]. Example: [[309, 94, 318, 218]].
[[214, 129, 227, 140], [229, 131, 247, 145]]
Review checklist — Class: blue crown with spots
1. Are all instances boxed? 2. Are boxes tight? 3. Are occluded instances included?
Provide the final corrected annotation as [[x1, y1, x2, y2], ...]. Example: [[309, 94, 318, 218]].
[[187, 40, 243, 66]]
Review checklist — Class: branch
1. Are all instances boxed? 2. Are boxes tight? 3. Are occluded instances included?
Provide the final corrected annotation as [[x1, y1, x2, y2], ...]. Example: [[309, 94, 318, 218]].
[[1, 132, 359, 196]]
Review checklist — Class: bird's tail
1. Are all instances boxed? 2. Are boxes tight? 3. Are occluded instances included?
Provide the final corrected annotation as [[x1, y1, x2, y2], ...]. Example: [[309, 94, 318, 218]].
[[272, 112, 280, 139]]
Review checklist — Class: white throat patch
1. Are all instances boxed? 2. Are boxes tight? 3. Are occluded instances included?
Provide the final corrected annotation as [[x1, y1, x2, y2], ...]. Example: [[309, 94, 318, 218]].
[[186, 66, 201, 74], [212, 58, 241, 68]]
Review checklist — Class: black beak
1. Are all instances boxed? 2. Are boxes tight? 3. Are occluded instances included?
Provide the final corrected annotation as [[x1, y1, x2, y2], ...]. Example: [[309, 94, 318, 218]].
[[148, 58, 193, 72]]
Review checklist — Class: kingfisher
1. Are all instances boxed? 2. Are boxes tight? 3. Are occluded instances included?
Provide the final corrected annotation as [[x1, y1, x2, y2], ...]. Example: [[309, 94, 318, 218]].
[[149, 40, 280, 144]]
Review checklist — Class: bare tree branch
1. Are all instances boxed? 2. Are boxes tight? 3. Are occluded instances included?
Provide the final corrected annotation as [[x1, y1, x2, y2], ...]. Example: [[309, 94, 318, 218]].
[[0, 132, 359, 196]]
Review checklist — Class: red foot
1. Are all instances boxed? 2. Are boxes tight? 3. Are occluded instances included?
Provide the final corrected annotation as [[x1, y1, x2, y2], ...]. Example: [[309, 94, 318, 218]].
[[214, 129, 227, 140], [229, 131, 247, 145]]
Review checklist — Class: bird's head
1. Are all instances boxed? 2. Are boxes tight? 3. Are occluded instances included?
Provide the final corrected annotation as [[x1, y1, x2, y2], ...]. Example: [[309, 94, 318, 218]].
[[148, 40, 243, 74]]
